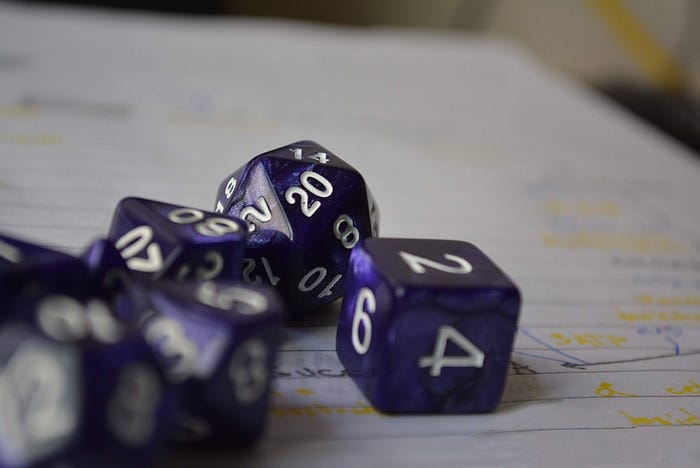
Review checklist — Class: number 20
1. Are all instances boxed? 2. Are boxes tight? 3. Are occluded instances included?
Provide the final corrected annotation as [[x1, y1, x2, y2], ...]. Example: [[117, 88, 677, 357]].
[[285, 171, 333, 217]]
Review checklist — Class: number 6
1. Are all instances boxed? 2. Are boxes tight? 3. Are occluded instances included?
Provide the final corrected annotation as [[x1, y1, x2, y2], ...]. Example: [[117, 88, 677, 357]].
[[351, 287, 376, 354]]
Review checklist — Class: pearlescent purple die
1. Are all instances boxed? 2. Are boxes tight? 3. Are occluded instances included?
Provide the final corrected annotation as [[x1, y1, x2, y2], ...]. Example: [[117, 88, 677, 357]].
[[214, 140, 377, 317], [0, 315, 174, 466], [108, 197, 247, 282], [139, 280, 284, 444], [336, 238, 520, 414]]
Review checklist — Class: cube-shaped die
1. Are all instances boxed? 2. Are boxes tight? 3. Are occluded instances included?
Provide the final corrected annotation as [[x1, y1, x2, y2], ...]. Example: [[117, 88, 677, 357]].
[[0, 307, 174, 467], [139, 280, 284, 444], [108, 197, 247, 282], [336, 238, 520, 414], [214, 140, 378, 317]]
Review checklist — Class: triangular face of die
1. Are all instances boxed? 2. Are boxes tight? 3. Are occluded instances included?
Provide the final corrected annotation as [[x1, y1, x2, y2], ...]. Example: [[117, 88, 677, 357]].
[[227, 161, 294, 242], [127, 198, 246, 244], [266, 140, 357, 172]]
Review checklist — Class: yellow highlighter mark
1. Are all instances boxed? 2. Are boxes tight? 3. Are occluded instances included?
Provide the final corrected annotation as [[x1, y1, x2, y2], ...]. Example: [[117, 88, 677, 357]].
[[667, 380, 700, 396], [551, 332, 627, 348], [619, 407, 700, 427], [635, 294, 700, 307], [271, 402, 379, 418], [544, 199, 621, 218], [295, 388, 316, 396], [617, 309, 700, 324], [0, 105, 42, 117], [0, 133, 61, 145], [542, 232, 687, 254], [595, 382, 637, 398]]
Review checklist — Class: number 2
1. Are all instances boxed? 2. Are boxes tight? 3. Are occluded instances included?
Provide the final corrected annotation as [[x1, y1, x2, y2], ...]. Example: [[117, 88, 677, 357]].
[[399, 251, 473, 275], [240, 197, 272, 233]]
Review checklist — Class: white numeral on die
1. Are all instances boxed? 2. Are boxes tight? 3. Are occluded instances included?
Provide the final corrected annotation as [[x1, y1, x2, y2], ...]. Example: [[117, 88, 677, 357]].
[[240, 197, 272, 233], [0, 239, 21, 263], [290, 147, 330, 164], [0, 339, 78, 464], [36, 295, 124, 344], [351, 287, 376, 355], [108, 363, 161, 446], [167, 208, 241, 237], [143, 316, 197, 382], [285, 171, 333, 217], [242, 257, 280, 286], [115, 226, 164, 273], [298, 267, 342, 298], [419, 326, 484, 377], [399, 252, 473, 275], [333, 214, 360, 249], [176, 250, 224, 281], [229, 338, 269, 404], [195, 281, 268, 315]]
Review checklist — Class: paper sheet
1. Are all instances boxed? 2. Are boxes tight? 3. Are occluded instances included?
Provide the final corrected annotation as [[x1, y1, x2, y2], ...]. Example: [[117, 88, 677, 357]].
[[1, 3, 699, 466]]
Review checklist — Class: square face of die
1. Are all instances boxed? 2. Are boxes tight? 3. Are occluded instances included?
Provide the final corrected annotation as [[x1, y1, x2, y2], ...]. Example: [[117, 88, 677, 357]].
[[371, 298, 517, 413], [362, 238, 517, 293]]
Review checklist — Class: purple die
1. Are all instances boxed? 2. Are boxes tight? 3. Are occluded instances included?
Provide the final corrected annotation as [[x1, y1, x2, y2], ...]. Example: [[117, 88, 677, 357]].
[[82, 238, 152, 325], [138, 280, 283, 444], [0, 303, 174, 466], [0, 233, 89, 319], [108, 197, 247, 282], [83, 238, 131, 290], [336, 238, 520, 414], [214, 140, 377, 317]]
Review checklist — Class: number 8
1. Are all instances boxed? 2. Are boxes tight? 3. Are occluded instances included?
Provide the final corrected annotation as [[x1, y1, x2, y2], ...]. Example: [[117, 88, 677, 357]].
[[333, 214, 360, 249]]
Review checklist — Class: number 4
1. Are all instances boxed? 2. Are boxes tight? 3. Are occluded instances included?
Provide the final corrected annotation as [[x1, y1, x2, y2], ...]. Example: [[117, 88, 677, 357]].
[[419, 326, 484, 377]]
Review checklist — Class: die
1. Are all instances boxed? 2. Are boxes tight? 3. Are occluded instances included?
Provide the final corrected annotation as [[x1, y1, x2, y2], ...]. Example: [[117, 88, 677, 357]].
[[108, 197, 248, 282], [137, 279, 284, 444], [214, 140, 377, 317], [82, 238, 152, 325], [336, 238, 520, 414], [0, 232, 89, 318], [0, 303, 174, 467], [83, 238, 131, 292]]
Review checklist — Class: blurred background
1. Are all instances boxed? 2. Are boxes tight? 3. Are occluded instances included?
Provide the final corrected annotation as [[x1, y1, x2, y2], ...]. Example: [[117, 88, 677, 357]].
[[18, 0, 700, 154]]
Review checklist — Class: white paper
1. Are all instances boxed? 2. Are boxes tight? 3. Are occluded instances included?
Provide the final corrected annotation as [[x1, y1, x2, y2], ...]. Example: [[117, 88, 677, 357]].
[[1, 3, 699, 466]]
